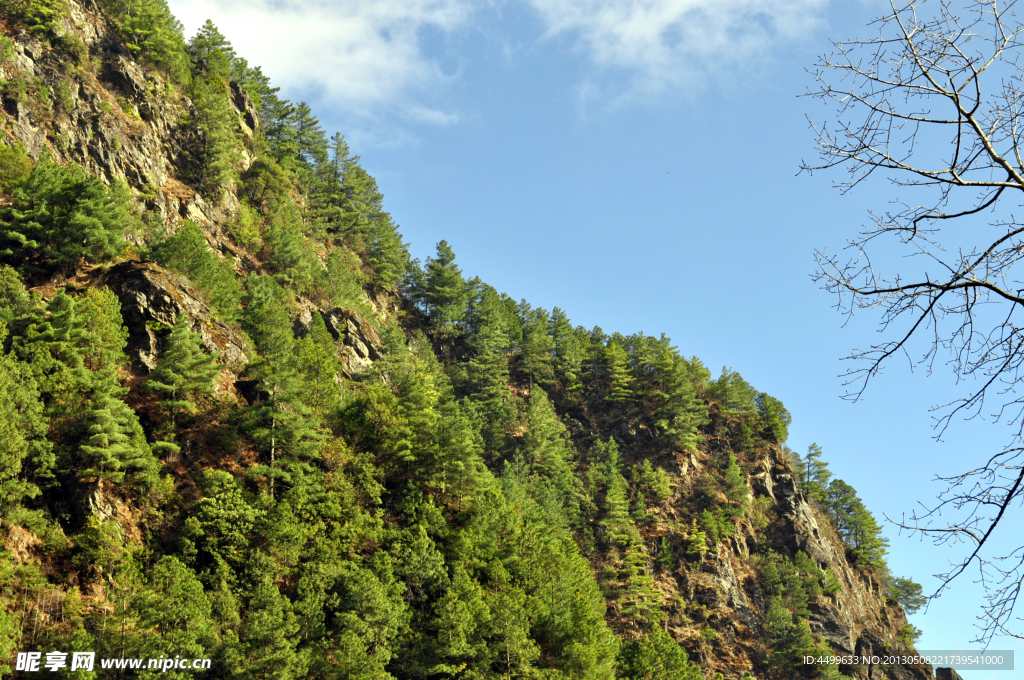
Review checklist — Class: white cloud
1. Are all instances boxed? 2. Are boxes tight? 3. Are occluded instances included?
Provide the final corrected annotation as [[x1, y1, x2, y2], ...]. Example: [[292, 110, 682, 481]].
[[168, 0, 474, 117], [526, 0, 829, 92], [167, 0, 829, 124], [407, 106, 461, 125]]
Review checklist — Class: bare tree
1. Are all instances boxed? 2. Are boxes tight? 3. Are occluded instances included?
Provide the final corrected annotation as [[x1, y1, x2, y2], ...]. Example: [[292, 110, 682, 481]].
[[803, 0, 1024, 642]]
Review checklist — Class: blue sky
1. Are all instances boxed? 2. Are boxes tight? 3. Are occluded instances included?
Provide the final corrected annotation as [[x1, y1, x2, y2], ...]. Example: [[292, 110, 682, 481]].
[[168, 0, 1021, 672]]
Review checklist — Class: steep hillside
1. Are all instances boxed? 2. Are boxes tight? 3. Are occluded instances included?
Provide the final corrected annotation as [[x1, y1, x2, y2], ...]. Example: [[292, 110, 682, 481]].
[[0, 1, 933, 678]]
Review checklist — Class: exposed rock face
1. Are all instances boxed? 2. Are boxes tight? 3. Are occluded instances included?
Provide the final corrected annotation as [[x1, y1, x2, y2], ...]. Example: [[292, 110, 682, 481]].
[[322, 307, 384, 373], [294, 305, 385, 375], [752, 446, 932, 680], [936, 669, 964, 680], [93, 261, 248, 371], [0, 1, 257, 232]]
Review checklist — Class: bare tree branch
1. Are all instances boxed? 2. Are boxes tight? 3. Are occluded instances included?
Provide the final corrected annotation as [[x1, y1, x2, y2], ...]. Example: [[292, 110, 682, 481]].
[[806, 0, 1024, 642]]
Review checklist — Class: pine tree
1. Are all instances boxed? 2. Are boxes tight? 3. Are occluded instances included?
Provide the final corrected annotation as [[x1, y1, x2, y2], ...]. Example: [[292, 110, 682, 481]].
[[240, 580, 302, 679], [294, 312, 342, 418], [14, 289, 97, 420], [617, 627, 702, 680], [602, 339, 633, 404], [722, 453, 749, 517], [520, 389, 581, 524], [763, 596, 816, 671], [797, 443, 832, 504], [655, 371, 706, 453], [0, 350, 48, 517], [101, 0, 191, 82], [416, 240, 469, 338], [79, 382, 155, 484], [150, 220, 241, 323], [633, 459, 672, 504], [0, 155, 135, 275], [885, 575, 927, 614], [186, 19, 234, 79], [185, 24, 240, 196], [823, 478, 890, 567], [144, 315, 220, 454], [128, 556, 217, 664], [548, 307, 588, 394], [242, 276, 325, 497], [686, 519, 708, 563], [466, 294, 514, 447], [265, 202, 319, 293], [755, 392, 791, 442], [518, 305, 554, 389], [429, 564, 492, 675], [619, 538, 663, 628], [709, 367, 757, 412]]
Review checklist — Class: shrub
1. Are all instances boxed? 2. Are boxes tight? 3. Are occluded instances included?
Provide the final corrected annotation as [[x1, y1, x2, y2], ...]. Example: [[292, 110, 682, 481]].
[[149, 220, 241, 323], [226, 201, 262, 251], [2, 77, 28, 103], [52, 80, 73, 114], [0, 36, 15, 62], [0, 144, 32, 192], [53, 33, 87, 64], [897, 623, 922, 645]]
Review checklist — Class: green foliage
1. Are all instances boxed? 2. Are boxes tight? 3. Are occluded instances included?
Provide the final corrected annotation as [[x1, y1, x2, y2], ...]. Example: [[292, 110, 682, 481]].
[[1, 0, 66, 34], [697, 508, 735, 548], [241, 155, 293, 211], [264, 201, 320, 293], [722, 453, 749, 516], [294, 312, 342, 418], [51, 80, 74, 114], [633, 459, 672, 504], [755, 391, 791, 442], [150, 221, 241, 323], [98, 0, 191, 82], [0, 144, 32, 193], [763, 596, 816, 671], [548, 308, 589, 394], [144, 314, 220, 452], [241, 276, 326, 497], [78, 380, 157, 485], [897, 623, 922, 645], [823, 478, 890, 567], [52, 33, 87, 65], [0, 18, 911, 679], [885, 575, 927, 614], [0, 348, 47, 517], [758, 551, 827, 618], [602, 339, 633, 404], [617, 626, 701, 680], [0, 154, 136, 274], [686, 518, 707, 563], [708, 367, 757, 411], [410, 239, 469, 337], [518, 303, 554, 388], [186, 75, 239, 195], [0, 36, 14, 62], [226, 201, 262, 251], [793, 442, 832, 504], [520, 388, 583, 525]]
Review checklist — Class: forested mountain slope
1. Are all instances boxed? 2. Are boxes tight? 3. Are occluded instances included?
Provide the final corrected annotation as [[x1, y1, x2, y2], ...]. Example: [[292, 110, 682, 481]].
[[0, 1, 933, 678]]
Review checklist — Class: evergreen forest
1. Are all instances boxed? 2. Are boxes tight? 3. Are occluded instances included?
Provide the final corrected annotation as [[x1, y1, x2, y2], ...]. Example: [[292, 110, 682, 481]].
[[0, 1, 930, 678]]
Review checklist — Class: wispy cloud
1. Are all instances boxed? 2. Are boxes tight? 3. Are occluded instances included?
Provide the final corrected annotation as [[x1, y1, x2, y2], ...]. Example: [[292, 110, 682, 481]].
[[169, 0, 474, 118], [528, 0, 828, 92], [168, 0, 829, 124]]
